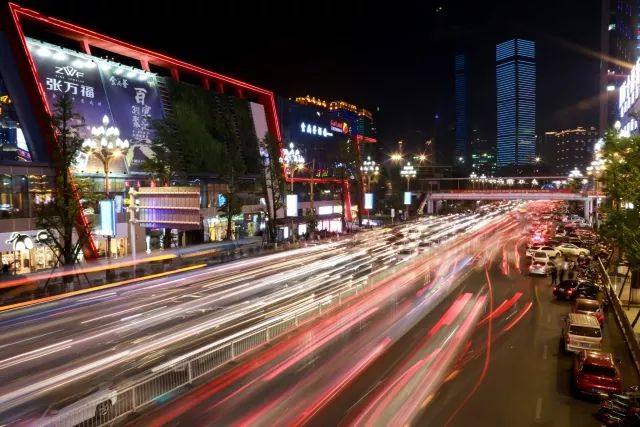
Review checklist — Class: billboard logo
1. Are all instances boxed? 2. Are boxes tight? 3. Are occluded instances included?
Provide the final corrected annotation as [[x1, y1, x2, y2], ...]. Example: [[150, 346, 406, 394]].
[[55, 65, 84, 79], [330, 119, 349, 134]]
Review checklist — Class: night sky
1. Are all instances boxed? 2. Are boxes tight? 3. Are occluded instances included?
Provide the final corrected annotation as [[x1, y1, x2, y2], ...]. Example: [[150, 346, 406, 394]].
[[17, 0, 602, 161]]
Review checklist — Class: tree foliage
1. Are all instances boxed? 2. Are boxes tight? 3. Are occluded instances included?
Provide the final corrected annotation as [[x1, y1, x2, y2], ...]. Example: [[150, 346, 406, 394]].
[[599, 130, 640, 271], [35, 93, 97, 267], [260, 133, 286, 243]]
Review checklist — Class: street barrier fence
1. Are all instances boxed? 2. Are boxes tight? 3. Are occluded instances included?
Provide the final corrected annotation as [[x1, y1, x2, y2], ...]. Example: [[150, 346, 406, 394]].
[[598, 258, 640, 376]]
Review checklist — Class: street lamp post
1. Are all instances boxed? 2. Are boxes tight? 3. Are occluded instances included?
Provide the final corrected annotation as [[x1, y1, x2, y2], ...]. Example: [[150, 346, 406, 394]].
[[400, 162, 416, 191], [400, 162, 416, 220], [83, 115, 129, 258], [279, 142, 305, 241], [360, 156, 379, 225], [469, 172, 477, 190]]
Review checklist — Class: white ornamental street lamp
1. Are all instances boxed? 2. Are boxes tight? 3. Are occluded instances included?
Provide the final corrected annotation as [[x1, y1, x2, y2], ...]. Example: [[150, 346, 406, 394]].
[[82, 115, 129, 258], [279, 142, 305, 241], [400, 162, 416, 191], [279, 142, 305, 193], [360, 156, 379, 192], [82, 115, 130, 195]]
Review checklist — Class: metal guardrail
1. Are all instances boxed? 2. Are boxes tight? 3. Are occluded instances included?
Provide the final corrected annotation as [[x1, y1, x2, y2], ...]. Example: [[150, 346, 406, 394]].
[[598, 258, 640, 376], [40, 263, 392, 427]]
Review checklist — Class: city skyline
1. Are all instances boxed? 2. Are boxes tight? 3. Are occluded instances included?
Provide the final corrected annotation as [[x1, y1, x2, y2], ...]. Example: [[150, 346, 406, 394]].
[[16, 0, 603, 154]]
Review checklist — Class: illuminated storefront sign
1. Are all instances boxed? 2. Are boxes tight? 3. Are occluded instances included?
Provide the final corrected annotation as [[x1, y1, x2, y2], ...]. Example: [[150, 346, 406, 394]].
[[286, 194, 298, 217], [330, 119, 349, 134], [619, 57, 640, 119], [99, 199, 116, 237], [300, 121, 333, 138], [364, 193, 374, 210]]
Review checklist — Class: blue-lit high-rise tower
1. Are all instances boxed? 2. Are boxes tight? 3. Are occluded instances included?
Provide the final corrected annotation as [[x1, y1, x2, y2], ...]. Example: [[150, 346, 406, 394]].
[[454, 54, 468, 165], [496, 39, 536, 166]]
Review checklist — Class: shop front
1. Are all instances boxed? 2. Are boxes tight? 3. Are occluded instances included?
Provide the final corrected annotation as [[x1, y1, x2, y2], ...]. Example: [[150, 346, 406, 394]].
[[0, 230, 58, 274]]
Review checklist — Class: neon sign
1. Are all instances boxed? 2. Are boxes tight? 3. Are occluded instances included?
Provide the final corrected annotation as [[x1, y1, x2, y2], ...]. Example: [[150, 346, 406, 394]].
[[619, 57, 640, 119], [300, 122, 333, 138], [330, 119, 349, 134]]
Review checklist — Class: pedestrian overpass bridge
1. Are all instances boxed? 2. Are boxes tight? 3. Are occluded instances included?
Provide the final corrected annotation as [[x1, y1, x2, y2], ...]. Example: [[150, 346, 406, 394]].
[[423, 189, 604, 218]]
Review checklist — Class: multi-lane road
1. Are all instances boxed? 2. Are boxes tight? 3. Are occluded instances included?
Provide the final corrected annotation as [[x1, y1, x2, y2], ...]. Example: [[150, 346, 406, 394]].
[[132, 203, 639, 427], [0, 209, 497, 424], [1, 202, 636, 426]]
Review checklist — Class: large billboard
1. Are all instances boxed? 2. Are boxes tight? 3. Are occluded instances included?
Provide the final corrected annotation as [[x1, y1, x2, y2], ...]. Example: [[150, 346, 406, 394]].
[[277, 97, 350, 178], [26, 39, 164, 174]]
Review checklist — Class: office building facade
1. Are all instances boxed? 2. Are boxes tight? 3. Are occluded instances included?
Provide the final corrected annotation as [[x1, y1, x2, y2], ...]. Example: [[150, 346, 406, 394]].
[[541, 127, 598, 175], [600, 0, 637, 133], [454, 54, 468, 165], [496, 39, 536, 167]]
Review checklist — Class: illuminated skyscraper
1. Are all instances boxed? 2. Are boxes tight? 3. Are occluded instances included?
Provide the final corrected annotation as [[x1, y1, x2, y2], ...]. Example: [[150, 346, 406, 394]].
[[496, 38, 536, 166], [454, 54, 468, 165]]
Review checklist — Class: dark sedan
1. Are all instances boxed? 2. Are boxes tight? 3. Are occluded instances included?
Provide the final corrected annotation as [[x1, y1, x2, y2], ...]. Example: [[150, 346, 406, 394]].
[[553, 280, 600, 300]]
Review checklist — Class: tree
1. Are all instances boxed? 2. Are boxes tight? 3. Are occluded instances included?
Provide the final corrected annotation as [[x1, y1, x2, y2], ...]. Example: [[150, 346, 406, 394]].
[[334, 137, 359, 231], [215, 112, 246, 241], [599, 130, 640, 286], [34, 93, 96, 271], [142, 116, 187, 185], [260, 133, 286, 243]]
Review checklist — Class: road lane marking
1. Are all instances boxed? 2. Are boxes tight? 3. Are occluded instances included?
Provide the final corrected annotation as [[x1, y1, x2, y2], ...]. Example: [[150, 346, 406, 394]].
[[535, 397, 542, 419], [543, 344, 548, 360]]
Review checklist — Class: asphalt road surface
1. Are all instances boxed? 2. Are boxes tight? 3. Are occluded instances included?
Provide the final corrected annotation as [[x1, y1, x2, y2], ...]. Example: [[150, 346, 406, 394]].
[[133, 209, 639, 427]]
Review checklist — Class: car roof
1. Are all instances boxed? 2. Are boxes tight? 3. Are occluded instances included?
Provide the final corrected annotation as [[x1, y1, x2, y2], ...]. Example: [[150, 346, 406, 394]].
[[568, 313, 601, 327], [581, 350, 616, 367], [575, 298, 601, 308]]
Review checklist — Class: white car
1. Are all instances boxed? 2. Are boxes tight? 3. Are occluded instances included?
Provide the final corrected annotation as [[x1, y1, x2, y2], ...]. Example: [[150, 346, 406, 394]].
[[531, 251, 552, 263], [37, 385, 117, 426], [529, 260, 556, 275], [527, 245, 561, 259], [555, 243, 590, 257]]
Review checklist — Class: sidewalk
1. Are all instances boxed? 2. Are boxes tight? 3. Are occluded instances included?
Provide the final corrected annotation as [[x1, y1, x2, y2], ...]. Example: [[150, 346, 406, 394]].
[[0, 237, 265, 307], [612, 273, 640, 339]]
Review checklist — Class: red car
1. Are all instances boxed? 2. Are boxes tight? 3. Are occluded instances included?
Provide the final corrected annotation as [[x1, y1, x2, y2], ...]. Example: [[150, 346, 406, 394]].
[[573, 350, 623, 396]]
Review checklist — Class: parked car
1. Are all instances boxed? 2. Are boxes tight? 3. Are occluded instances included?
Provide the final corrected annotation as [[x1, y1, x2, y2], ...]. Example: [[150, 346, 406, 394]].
[[36, 385, 117, 426], [573, 350, 623, 396], [555, 243, 590, 257], [529, 261, 556, 276], [562, 313, 602, 353], [527, 246, 561, 259], [553, 280, 600, 300], [573, 297, 604, 326], [531, 251, 552, 263]]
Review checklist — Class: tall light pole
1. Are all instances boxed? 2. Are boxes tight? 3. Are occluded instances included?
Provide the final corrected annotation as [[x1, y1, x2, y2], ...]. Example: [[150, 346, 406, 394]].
[[400, 162, 416, 220], [469, 172, 477, 190], [400, 162, 416, 191], [360, 156, 379, 192], [360, 156, 379, 224], [83, 115, 129, 257], [279, 142, 304, 240]]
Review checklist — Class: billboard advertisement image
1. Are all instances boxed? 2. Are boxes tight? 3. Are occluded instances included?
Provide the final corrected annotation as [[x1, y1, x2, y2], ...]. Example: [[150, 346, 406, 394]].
[[26, 39, 164, 174]]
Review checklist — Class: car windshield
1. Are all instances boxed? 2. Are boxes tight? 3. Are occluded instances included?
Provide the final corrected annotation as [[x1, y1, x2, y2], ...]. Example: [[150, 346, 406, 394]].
[[569, 325, 601, 337], [534, 252, 547, 257], [582, 364, 616, 377], [398, 249, 412, 255]]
